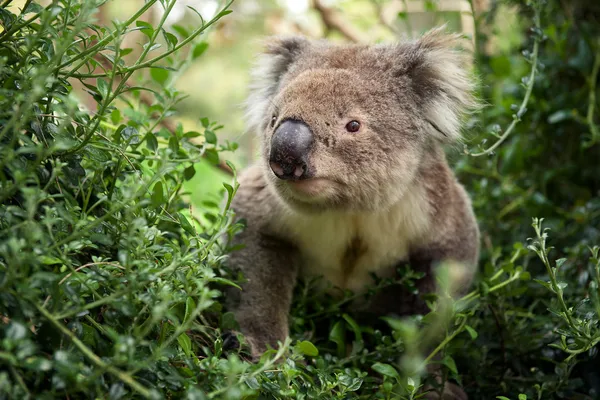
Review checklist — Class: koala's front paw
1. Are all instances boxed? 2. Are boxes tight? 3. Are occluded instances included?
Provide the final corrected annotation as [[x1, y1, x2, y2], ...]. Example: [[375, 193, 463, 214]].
[[219, 330, 263, 361], [221, 330, 242, 352]]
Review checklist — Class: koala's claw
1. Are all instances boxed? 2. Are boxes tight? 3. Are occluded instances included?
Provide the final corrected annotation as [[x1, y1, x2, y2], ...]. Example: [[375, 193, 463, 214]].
[[221, 330, 242, 352]]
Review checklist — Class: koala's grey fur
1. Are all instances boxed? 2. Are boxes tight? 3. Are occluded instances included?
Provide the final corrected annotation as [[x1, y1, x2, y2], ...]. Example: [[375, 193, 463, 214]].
[[225, 27, 480, 399]]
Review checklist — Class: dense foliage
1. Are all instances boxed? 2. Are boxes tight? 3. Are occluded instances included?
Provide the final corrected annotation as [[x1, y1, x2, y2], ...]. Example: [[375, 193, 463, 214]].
[[0, 0, 598, 399]]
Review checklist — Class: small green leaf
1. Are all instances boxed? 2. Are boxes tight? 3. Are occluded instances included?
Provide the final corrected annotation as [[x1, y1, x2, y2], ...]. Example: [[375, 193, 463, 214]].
[[177, 333, 192, 357], [204, 148, 219, 164], [183, 131, 202, 138], [178, 212, 195, 235], [40, 256, 62, 265], [372, 362, 399, 379], [97, 78, 109, 98], [342, 313, 363, 342], [216, 10, 233, 18], [296, 340, 319, 357], [172, 24, 190, 38], [151, 182, 164, 207], [135, 20, 153, 38], [442, 355, 458, 374], [150, 67, 169, 85], [223, 183, 234, 199], [465, 325, 478, 340], [518, 394, 527, 400], [184, 165, 196, 181], [168, 136, 179, 153], [184, 297, 196, 323], [145, 132, 158, 152], [163, 31, 178, 48], [192, 42, 209, 59], [204, 129, 217, 144], [329, 320, 346, 357], [110, 109, 121, 125]]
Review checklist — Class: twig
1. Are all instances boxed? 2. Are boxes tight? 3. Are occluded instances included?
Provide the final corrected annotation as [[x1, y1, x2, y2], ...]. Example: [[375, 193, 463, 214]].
[[423, 318, 467, 364], [470, 2, 542, 157], [312, 0, 363, 43], [584, 51, 600, 147]]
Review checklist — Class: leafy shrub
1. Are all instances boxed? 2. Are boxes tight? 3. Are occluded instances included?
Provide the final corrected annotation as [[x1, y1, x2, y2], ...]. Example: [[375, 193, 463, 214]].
[[0, 0, 247, 398], [0, 0, 599, 399]]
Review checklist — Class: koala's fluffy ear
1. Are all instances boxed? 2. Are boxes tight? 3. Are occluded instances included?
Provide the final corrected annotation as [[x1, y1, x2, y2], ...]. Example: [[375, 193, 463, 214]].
[[399, 26, 480, 142], [245, 36, 309, 133]]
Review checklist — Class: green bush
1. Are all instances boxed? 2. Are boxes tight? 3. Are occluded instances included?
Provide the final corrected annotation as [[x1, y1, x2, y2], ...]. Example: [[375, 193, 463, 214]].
[[0, 1, 247, 398], [0, 0, 599, 399]]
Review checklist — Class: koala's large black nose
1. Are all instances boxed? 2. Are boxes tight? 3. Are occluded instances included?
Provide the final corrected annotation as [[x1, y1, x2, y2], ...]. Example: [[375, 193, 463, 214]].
[[269, 120, 313, 180]]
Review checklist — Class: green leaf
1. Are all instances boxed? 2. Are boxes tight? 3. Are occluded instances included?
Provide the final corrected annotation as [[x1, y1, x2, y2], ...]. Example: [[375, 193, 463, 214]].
[[518, 394, 527, 400], [40, 256, 62, 265], [184, 165, 196, 181], [163, 31, 178, 49], [145, 132, 158, 152], [442, 355, 458, 374], [135, 20, 153, 38], [184, 297, 196, 323], [204, 129, 217, 144], [216, 10, 233, 18], [372, 362, 399, 379], [329, 320, 346, 357], [183, 131, 202, 138], [97, 78, 109, 98], [150, 67, 170, 84], [342, 313, 363, 342], [168, 136, 179, 153], [204, 148, 219, 164], [110, 109, 121, 125], [172, 24, 190, 38], [177, 333, 193, 357], [296, 340, 319, 357], [178, 212, 195, 235], [151, 182, 164, 207], [223, 183, 234, 200], [192, 42, 209, 59], [464, 325, 478, 340]]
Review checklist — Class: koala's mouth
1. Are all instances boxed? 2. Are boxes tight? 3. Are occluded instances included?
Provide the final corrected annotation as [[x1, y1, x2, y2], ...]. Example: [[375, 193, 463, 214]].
[[285, 178, 336, 198]]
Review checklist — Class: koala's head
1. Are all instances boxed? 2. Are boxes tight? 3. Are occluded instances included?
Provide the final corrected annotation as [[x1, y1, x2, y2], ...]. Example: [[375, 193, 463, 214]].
[[246, 27, 478, 213]]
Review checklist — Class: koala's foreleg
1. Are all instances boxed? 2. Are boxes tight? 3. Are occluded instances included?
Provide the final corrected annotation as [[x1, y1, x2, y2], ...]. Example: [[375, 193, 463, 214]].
[[226, 233, 299, 360]]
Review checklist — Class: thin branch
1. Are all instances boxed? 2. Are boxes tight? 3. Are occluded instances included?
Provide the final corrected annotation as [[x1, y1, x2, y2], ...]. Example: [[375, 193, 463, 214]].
[[584, 51, 600, 147], [312, 0, 364, 43], [470, 3, 541, 157]]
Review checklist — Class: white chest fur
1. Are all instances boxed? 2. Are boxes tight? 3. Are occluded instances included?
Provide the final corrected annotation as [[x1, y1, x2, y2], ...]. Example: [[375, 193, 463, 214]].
[[279, 186, 432, 293]]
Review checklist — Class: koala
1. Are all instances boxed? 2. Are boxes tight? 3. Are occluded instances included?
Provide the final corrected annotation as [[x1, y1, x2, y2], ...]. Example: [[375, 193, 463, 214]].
[[224, 27, 480, 398]]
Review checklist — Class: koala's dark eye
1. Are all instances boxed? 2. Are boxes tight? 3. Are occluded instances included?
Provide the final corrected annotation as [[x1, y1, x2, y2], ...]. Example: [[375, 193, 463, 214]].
[[270, 116, 277, 128], [345, 120, 361, 133]]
